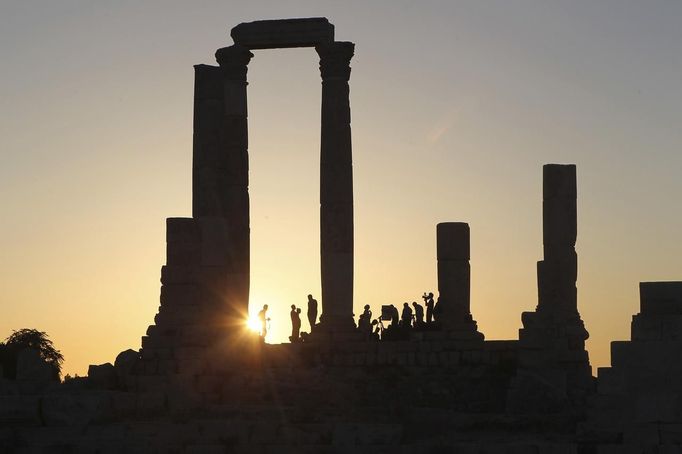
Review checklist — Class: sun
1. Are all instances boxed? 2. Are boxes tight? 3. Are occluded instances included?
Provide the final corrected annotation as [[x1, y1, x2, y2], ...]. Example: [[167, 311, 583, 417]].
[[246, 316, 261, 333]]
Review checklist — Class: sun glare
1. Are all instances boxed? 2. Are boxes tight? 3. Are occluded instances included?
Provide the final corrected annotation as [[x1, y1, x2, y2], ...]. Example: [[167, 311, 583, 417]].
[[246, 316, 261, 333]]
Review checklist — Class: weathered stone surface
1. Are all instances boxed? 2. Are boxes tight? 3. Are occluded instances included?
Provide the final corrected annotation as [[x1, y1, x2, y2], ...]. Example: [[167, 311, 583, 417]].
[[41, 392, 112, 426], [231, 17, 334, 49]]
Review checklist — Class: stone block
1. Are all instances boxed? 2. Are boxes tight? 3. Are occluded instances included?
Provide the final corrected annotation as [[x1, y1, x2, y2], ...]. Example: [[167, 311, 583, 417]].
[[114, 348, 140, 376], [88, 363, 117, 389], [448, 351, 461, 365], [160, 284, 203, 307], [166, 218, 198, 244], [437, 222, 470, 260], [634, 392, 682, 423], [193, 64, 223, 101], [166, 240, 201, 266], [0, 395, 41, 425], [42, 392, 112, 426], [596, 367, 625, 395], [543, 164, 576, 200], [640, 281, 682, 315], [136, 392, 166, 416], [622, 422, 660, 445], [161, 265, 200, 285], [109, 391, 136, 418], [631, 314, 666, 341]]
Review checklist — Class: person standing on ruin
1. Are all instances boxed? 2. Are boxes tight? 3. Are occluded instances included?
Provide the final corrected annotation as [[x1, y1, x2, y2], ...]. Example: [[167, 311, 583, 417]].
[[433, 297, 442, 323], [258, 304, 269, 339], [358, 304, 372, 336], [401, 302, 413, 328], [424, 292, 435, 323], [307, 294, 318, 331], [412, 301, 424, 327], [290, 305, 301, 342]]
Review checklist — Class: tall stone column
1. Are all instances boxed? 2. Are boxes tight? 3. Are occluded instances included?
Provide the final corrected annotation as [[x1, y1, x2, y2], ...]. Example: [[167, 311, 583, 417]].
[[214, 44, 253, 324], [191, 45, 253, 326], [436, 223, 483, 339], [538, 164, 578, 314], [316, 42, 355, 330]]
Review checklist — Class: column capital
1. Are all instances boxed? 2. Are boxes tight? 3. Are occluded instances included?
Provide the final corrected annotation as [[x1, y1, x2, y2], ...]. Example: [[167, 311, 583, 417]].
[[316, 41, 355, 81], [215, 44, 254, 80]]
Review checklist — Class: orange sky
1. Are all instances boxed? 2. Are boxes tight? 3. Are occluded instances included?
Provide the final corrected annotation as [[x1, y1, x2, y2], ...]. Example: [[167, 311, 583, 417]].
[[1, 1, 681, 377]]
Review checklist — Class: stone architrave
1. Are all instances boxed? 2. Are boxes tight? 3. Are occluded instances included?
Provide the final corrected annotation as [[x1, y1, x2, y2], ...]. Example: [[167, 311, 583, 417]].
[[231, 17, 334, 49], [316, 42, 355, 330]]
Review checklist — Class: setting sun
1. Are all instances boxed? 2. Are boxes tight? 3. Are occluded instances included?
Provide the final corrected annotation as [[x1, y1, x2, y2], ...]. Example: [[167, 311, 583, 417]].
[[246, 316, 261, 333]]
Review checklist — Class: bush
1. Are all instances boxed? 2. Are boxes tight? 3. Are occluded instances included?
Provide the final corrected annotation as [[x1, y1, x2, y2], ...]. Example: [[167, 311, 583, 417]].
[[1, 329, 64, 380]]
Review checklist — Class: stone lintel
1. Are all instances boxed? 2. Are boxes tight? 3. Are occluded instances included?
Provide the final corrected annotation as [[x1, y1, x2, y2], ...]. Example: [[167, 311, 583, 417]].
[[231, 17, 334, 49]]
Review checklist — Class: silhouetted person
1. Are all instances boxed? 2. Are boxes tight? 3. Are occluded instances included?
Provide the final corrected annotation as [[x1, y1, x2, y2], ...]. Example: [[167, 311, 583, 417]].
[[433, 297, 442, 323], [358, 304, 372, 336], [413, 301, 424, 327], [290, 306, 301, 342], [258, 304, 269, 338], [423, 292, 435, 323], [390, 304, 399, 327], [401, 302, 413, 328], [290, 305, 297, 337], [371, 320, 381, 341], [307, 294, 318, 331]]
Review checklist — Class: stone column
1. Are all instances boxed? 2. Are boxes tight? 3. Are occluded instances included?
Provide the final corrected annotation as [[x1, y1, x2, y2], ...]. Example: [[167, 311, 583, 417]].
[[436, 223, 471, 326], [316, 41, 355, 329], [510, 164, 590, 413], [538, 164, 578, 314], [191, 45, 253, 326], [214, 45, 253, 323]]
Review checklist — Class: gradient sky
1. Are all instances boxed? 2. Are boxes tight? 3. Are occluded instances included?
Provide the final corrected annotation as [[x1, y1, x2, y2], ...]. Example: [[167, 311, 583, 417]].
[[1, 1, 681, 377]]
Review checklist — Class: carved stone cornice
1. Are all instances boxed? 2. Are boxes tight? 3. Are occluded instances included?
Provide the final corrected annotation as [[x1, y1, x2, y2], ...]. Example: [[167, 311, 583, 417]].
[[215, 44, 254, 81], [316, 41, 354, 81]]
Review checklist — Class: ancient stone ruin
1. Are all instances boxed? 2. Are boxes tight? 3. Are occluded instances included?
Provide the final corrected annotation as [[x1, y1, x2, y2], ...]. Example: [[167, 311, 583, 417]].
[[2, 17, 682, 453]]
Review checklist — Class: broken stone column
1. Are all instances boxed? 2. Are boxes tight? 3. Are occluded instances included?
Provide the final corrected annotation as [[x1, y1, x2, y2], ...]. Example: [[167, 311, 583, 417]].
[[436, 222, 483, 339], [538, 164, 578, 314], [510, 164, 592, 414], [316, 41, 355, 330]]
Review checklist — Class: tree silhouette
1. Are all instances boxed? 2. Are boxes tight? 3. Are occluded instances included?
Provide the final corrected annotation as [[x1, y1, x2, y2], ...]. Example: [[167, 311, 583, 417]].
[[0, 329, 64, 380]]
